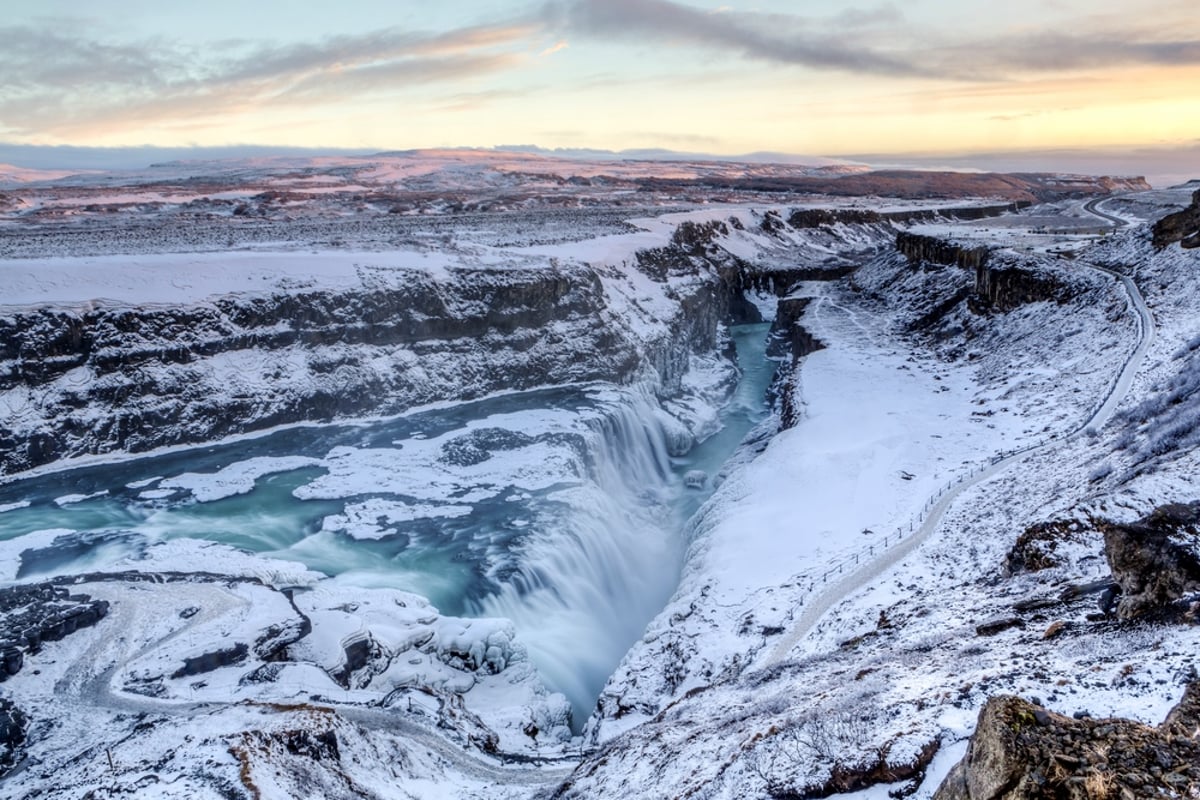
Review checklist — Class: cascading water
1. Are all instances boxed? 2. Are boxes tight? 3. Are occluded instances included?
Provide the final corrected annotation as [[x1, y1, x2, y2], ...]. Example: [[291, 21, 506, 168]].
[[474, 387, 683, 724], [0, 323, 774, 729]]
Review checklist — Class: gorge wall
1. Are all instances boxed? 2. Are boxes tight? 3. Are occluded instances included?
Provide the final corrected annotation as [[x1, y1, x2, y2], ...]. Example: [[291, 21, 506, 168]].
[[0, 263, 720, 475], [0, 211, 890, 477], [895, 231, 1073, 314]]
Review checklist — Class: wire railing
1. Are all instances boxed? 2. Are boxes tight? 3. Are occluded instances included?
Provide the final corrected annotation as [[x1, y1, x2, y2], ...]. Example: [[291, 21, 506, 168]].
[[792, 258, 1149, 600]]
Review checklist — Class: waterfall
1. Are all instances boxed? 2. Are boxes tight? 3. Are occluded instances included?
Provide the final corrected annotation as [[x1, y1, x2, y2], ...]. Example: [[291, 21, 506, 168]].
[[473, 386, 685, 727]]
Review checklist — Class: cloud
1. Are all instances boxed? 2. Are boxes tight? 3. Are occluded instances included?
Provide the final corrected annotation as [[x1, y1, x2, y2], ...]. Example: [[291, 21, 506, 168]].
[[0, 21, 537, 139], [539, 0, 1200, 81], [540, 0, 934, 77]]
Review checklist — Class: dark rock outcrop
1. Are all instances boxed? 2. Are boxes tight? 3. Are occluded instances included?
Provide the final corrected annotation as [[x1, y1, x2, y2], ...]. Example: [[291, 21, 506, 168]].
[[738, 267, 858, 298], [171, 642, 250, 679], [0, 582, 110, 777], [788, 739, 941, 800], [765, 298, 826, 430], [0, 697, 26, 778], [933, 687, 1200, 800], [0, 582, 110, 680], [766, 298, 825, 362], [788, 208, 885, 228], [897, 232, 990, 271], [1152, 189, 1200, 249], [1099, 502, 1200, 619], [975, 617, 1025, 637], [970, 261, 1071, 314], [1004, 520, 1089, 575], [894, 233, 1070, 314]]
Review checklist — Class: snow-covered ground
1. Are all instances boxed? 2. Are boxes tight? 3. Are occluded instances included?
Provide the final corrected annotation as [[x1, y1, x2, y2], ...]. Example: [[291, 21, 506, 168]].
[[2, 169, 1199, 798], [549, 202, 1200, 798]]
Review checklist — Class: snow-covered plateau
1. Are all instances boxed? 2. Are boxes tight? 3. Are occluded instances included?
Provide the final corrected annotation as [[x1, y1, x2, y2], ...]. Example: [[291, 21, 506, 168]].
[[0, 156, 1198, 799]]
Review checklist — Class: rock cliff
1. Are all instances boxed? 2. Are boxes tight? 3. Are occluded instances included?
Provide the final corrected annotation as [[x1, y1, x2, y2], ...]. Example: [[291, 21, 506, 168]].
[[1152, 189, 1200, 249], [896, 231, 990, 271], [933, 686, 1200, 800], [1100, 502, 1200, 619], [0, 261, 732, 476], [894, 232, 1072, 315]]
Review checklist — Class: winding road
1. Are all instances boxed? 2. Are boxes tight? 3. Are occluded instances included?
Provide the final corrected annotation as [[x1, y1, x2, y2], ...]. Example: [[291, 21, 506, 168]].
[[765, 203, 1153, 665], [1083, 197, 1130, 228]]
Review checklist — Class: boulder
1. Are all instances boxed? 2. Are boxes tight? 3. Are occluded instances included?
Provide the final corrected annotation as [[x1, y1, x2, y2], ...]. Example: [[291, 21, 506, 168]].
[[1099, 502, 1200, 619], [1152, 189, 1200, 249], [933, 685, 1200, 799]]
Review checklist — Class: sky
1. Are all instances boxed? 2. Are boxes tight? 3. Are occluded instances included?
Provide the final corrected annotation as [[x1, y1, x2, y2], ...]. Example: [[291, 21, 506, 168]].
[[1, 0, 1198, 184]]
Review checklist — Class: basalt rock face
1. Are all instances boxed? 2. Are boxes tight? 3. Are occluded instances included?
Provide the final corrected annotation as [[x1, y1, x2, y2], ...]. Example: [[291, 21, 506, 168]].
[[765, 298, 825, 430], [0, 260, 738, 476], [0, 582, 110, 777], [1153, 189, 1200, 249], [0, 698, 26, 778], [1099, 502, 1200, 619], [738, 266, 859, 298], [894, 233, 1070, 313], [897, 232, 990, 271], [933, 688, 1200, 800], [970, 259, 1072, 314], [0, 582, 110, 678], [766, 298, 825, 362]]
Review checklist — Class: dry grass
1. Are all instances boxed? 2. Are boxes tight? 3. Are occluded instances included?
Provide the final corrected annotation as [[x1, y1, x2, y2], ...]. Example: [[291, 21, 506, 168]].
[[1083, 769, 1116, 799]]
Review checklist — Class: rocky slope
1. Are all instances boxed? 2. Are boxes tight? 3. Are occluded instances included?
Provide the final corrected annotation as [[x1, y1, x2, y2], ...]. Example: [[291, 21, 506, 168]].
[[542, 209, 1200, 799], [934, 683, 1200, 800], [1152, 189, 1200, 249]]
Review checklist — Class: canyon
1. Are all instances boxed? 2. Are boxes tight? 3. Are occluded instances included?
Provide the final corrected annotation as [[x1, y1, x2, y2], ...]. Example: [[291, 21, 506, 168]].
[[0, 153, 1197, 799]]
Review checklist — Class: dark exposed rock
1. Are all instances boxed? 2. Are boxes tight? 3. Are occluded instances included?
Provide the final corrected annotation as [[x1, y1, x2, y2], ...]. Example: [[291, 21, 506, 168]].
[[1152, 189, 1200, 249], [671, 219, 730, 255], [893, 232, 1072, 316], [969, 262, 1071, 314], [739, 267, 858, 298], [1099, 502, 1200, 619], [440, 427, 536, 467], [1162, 680, 1200, 738], [171, 642, 250, 679], [766, 298, 825, 362], [228, 714, 355, 797], [932, 686, 1200, 800], [0, 697, 27, 777], [1004, 520, 1089, 575], [896, 232, 990, 271], [765, 298, 826, 431], [789, 739, 942, 800], [332, 634, 375, 688], [788, 208, 885, 228], [975, 618, 1025, 637], [885, 203, 1033, 224], [0, 581, 109, 680]]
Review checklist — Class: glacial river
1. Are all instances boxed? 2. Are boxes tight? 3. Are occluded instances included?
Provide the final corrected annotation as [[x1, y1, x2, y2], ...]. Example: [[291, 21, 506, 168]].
[[0, 323, 775, 723]]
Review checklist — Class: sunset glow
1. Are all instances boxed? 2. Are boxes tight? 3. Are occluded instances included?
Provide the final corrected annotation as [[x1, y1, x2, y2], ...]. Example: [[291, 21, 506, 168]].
[[2, 0, 1198, 181]]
